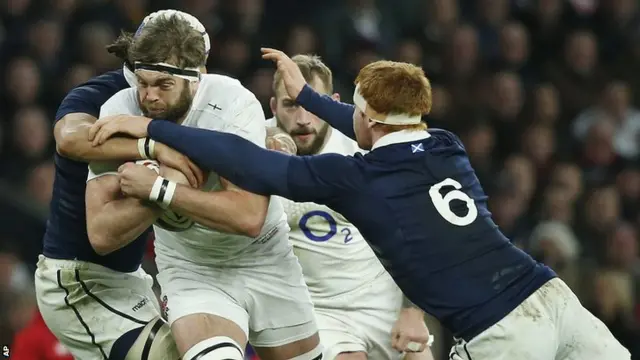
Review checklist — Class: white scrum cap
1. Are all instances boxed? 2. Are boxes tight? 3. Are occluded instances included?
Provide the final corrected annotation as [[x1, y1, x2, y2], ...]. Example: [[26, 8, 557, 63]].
[[123, 9, 210, 87]]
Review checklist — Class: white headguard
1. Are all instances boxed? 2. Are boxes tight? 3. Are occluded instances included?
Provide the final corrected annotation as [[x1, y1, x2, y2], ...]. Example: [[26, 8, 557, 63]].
[[123, 9, 210, 87]]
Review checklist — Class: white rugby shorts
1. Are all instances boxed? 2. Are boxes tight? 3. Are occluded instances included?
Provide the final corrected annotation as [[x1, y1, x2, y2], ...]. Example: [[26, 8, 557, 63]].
[[313, 271, 405, 360], [155, 231, 318, 348], [35, 255, 160, 359], [449, 278, 631, 360]]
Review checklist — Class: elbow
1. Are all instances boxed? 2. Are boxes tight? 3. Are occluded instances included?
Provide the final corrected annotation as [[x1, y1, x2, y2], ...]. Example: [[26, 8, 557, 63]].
[[88, 230, 115, 256], [56, 134, 77, 158], [242, 211, 267, 238]]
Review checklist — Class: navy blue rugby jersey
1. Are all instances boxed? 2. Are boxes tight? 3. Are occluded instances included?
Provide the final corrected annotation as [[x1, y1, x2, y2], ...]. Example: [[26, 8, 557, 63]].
[[44, 70, 150, 272]]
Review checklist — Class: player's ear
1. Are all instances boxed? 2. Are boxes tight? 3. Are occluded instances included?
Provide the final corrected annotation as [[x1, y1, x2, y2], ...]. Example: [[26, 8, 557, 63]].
[[269, 97, 277, 117], [331, 93, 340, 101]]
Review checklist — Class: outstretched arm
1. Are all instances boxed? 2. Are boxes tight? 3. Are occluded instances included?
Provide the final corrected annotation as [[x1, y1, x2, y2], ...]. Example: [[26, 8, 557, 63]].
[[147, 120, 360, 203], [296, 84, 357, 140]]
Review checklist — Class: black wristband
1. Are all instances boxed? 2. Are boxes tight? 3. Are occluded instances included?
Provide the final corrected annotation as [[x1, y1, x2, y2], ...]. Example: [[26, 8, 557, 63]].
[[144, 137, 152, 159], [157, 179, 169, 203]]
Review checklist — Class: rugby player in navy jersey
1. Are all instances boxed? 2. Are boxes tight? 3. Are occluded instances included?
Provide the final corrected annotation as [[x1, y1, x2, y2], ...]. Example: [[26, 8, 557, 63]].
[[34, 10, 206, 360], [91, 48, 632, 360]]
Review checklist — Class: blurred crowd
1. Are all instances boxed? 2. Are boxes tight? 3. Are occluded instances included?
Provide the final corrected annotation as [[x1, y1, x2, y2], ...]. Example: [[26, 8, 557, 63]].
[[1, 0, 639, 358]]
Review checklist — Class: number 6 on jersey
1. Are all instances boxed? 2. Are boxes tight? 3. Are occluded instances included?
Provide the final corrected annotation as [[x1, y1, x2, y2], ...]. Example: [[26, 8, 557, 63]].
[[429, 178, 478, 226]]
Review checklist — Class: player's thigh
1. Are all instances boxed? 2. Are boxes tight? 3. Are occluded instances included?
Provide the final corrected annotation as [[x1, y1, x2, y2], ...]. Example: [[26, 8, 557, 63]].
[[449, 289, 559, 359], [356, 274, 405, 360], [556, 286, 631, 359], [313, 308, 367, 360], [245, 252, 320, 359], [252, 326, 320, 360], [35, 258, 160, 359], [245, 249, 316, 333], [155, 265, 249, 355]]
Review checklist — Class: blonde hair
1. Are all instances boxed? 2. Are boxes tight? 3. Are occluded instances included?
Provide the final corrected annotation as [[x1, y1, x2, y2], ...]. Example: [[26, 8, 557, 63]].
[[273, 54, 333, 94]]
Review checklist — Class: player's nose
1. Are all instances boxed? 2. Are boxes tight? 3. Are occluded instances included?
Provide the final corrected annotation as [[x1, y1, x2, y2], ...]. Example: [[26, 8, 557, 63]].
[[143, 88, 161, 101], [296, 110, 312, 126]]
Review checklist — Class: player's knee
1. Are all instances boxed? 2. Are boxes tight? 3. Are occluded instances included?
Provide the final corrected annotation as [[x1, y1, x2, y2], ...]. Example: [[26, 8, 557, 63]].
[[109, 317, 179, 360], [288, 342, 323, 360], [183, 336, 244, 360]]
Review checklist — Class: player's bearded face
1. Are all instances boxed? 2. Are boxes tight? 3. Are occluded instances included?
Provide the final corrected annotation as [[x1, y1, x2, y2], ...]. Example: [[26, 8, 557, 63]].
[[137, 77, 193, 122], [275, 103, 330, 156]]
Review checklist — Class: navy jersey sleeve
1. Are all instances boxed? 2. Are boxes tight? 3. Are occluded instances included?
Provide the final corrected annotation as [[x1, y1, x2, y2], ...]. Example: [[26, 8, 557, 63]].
[[296, 84, 357, 140], [147, 120, 361, 202], [55, 70, 128, 122]]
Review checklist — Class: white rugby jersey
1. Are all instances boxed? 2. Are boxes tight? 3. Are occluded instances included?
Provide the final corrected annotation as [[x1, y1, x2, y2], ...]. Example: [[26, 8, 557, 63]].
[[266, 118, 389, 301], [89, 74, 290, 266]]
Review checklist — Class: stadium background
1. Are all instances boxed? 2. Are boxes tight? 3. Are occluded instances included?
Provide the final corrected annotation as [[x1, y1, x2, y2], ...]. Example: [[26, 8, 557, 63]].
[[1, 0, 639, 358]]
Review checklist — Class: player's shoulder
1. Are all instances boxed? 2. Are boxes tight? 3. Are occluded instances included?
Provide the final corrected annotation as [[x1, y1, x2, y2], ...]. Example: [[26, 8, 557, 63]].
[[56, 70, 128, 121], [422, 129, 480, 184], [196, 73, 258, 109], [191, 73, 264, 132], [322, 128, 363, 156], [85, 69, 128, 89], [74, 70, 129, 102], [425, 128, 466, 153]]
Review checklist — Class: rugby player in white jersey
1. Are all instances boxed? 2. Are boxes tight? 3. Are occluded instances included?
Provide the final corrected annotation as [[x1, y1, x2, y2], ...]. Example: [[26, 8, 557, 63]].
[[34, 10, 212, 360], [85, 14, 322, 360], [265, 54, 434, 360]]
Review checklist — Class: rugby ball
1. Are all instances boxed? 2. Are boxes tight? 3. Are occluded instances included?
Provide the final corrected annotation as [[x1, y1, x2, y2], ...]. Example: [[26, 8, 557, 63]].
[[155, 210, 194, 232], [135, 160, 195, 232]]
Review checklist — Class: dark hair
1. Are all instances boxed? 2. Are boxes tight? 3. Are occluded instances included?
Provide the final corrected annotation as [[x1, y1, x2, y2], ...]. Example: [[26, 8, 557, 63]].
[[106, 31, 135, 68], [127, 14, 206, 68]]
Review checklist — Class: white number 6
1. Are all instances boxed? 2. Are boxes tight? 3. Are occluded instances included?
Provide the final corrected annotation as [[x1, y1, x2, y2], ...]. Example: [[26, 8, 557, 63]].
[[429, 178, 478, 226]]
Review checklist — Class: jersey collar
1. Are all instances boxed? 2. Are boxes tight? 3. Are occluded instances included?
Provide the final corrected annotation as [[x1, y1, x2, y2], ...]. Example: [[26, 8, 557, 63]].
[[371, 129, 431, 151]]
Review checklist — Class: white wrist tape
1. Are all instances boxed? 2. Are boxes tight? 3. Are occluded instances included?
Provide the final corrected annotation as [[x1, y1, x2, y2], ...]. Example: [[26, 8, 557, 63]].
[[135, 160, 160, 174], [137, 137, 156, 159], [149, 176, 176, 209], [148, 138, 156, 158], [406, 335, 434, 352]]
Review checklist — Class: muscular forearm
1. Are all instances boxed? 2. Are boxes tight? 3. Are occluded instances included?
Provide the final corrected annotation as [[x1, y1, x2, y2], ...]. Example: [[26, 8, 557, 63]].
[[88, 198, 161, 255], [169, 186, 265, 237], [148, 120, 294, 199], [57, 123, 141, 161], [296, 84, 357, 140]]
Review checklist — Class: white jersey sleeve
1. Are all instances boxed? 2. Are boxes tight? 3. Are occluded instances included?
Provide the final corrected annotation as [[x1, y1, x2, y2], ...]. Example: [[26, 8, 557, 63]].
[[87, 89, 141, 182]]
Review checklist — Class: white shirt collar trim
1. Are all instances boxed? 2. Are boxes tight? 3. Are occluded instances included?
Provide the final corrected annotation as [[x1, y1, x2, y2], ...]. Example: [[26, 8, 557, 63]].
[[371, 129, 431, 150]]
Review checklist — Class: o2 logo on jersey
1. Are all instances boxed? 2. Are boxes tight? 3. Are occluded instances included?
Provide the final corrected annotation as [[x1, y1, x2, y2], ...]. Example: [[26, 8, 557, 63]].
[[299, 210, 353, 243], [429, 178, 478, 226]]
